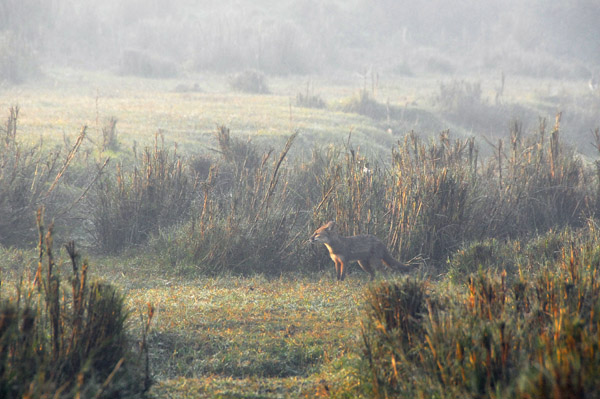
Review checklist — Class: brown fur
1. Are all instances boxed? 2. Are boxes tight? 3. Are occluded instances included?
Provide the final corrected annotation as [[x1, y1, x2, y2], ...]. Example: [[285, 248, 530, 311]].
[[309, 221, 410, 281]]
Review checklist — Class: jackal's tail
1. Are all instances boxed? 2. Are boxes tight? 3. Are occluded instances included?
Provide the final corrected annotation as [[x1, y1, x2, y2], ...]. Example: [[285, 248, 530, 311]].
[[382, 249, 411, 272]]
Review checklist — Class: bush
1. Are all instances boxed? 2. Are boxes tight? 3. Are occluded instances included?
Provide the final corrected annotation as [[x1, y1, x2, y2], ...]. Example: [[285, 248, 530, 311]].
[[340, 90, 388, 120], [0, 211, 152, 398], [312, 132, 478, 266], [447, 238, 519, 284], [118, 49, 179, 78], [229, 70, 270, 94], [357, 225, 600, 398], [479, 120, 587, 238], [147, 128, 314, 275], [433, 78, 532, 136], [0, 107, 90, 247], [435, 79, 483, 114], [90, 133, 193, 253], [295, 82, 326, 109]]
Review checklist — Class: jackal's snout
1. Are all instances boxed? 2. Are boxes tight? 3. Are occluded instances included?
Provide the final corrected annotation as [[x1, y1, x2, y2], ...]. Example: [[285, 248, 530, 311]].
[[310, 221, 335, 244]]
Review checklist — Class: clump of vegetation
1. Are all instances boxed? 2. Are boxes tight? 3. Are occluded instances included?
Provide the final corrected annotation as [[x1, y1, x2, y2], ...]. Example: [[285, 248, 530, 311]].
[[90, 133, 193, 253], [172, 82, 202, 93], [358, 224, 600, 398], [149, 127, 310, 275], [229, 69, 270, 94], [340, 90, 388, 120], [0, 210, 152, 398], [433, 78, 522, 135], [435, 79, 484, 114], [0, 107, 91, 247], [101, 116, 119, 152], [447, 238, 518, 284], [448, 228, 578, 285], [118, 49, 179, 78], [295, 81, 326, 109]]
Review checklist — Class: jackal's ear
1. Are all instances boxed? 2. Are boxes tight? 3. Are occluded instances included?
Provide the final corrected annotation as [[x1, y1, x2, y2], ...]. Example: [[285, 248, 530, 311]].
[[326, 221, 335, 230]]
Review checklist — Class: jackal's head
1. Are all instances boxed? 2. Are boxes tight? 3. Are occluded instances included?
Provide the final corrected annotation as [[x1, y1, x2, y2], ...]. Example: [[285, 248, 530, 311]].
[[309, 221, 336, 244]]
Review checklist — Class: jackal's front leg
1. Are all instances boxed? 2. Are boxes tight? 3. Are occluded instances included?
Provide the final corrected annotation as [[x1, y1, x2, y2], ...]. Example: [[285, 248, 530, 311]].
[[333, 259, 345, 281], [340, 260, 348, 281]]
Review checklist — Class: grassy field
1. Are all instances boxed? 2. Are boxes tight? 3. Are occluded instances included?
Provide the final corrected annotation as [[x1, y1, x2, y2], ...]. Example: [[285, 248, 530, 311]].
[[2, 68, 600, 398], [2, 68, 594, 157], [2, 69, 392, 153], [137, 275, 364, 398]]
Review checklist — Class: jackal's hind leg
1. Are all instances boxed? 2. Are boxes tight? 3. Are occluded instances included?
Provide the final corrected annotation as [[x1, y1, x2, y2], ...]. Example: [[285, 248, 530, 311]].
[[358, 260, 375, 280], [371, 258, 390, 279]]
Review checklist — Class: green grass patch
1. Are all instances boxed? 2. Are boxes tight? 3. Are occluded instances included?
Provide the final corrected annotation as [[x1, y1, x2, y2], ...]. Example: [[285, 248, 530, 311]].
[[121, 275, 368, 398]]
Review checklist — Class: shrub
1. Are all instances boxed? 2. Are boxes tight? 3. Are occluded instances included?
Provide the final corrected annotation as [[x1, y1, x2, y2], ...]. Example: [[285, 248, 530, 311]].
[[435, 79, 483, 114], [340, 90, 388, 120], [356, 225, 600, 398], [148, 128, 313, 275], [0, 211, 152, 398], [295, 82, 326, 109], [229, 69, 270, 94], [448, 238, 519, 284], [312, 132, 478, 266], [433, 78, 533, 136], [90, 133, 193, 253], [0, 107, 89, 247], [118, 49, 179, 78], [479, 119, 587, 238]]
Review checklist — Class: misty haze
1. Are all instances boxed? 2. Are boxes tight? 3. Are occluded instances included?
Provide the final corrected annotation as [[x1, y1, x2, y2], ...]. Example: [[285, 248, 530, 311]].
[[1, 1, 600, 398]]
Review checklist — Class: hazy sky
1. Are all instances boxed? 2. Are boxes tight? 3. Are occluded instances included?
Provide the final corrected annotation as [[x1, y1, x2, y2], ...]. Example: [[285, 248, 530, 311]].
[[1, 0, 599, 79]]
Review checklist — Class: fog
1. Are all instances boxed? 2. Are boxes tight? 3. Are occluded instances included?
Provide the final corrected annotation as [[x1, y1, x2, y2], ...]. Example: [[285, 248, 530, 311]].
[[2, 0, 599, 82]]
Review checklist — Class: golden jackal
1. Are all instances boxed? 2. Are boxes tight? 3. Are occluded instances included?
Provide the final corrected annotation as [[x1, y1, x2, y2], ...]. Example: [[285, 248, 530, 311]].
[[309, 221, 410, 281]]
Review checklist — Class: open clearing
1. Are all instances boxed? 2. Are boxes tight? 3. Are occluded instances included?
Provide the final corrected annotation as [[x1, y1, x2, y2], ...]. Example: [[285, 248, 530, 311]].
[[128, 275, 366, 398]]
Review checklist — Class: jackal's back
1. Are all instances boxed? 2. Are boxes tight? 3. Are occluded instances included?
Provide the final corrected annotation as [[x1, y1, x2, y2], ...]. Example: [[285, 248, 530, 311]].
[[339, 234, 387, 261]]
